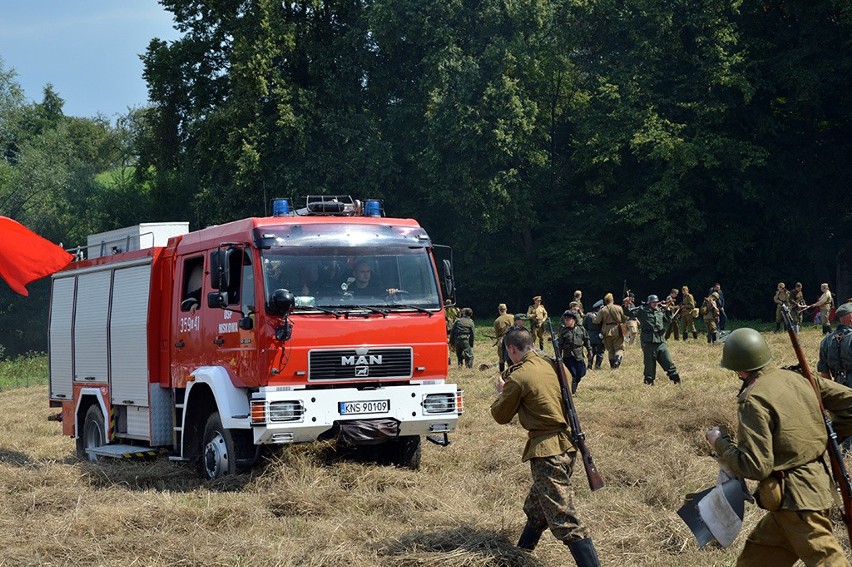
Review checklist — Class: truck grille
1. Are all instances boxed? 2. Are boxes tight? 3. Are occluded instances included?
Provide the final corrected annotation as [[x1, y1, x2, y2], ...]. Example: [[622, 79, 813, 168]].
[[308, 348, 413, 381]]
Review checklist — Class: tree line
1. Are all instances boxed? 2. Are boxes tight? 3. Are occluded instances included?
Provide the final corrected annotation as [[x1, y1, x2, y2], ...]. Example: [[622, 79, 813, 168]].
[[2, 0, 851, 356]]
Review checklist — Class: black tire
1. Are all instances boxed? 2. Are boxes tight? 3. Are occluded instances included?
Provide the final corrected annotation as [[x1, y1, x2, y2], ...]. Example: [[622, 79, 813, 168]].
[[197, 411, 237, 480], [392, 435, 421, 470], [76, 404, 106, 461]]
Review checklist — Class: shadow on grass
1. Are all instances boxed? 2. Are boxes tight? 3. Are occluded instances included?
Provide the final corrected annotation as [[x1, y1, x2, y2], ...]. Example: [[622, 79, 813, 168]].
[[377, 524, 548, 567], [80, 457, 257, 493], [0, 447, 34, 467]]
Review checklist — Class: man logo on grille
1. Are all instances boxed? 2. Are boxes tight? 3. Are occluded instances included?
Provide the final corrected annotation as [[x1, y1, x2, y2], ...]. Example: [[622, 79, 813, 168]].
[[341, 354, 383, 366]]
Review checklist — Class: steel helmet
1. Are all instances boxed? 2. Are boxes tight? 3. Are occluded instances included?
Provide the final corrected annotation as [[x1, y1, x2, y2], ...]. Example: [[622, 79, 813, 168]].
[[720, 328, 772, 372], [647, 294, 659, 303]]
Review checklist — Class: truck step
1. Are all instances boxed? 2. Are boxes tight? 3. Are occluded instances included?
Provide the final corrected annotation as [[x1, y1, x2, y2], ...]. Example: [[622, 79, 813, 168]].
[[88, 444, 161, 459]]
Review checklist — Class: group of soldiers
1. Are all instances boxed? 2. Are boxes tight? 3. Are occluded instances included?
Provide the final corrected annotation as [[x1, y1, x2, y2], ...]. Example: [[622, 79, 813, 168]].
[[485, 293, 852, 566], [774, 281, 837, 335]]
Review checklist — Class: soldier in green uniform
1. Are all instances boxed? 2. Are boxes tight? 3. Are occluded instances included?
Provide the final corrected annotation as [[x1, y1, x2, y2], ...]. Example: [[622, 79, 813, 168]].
[[592, 293, 627, 368], [817, 302, 852, 387], [527, 295, 549, 350], [583, 300, 605, 369], [680, 286, 698, 340], [494, 303, 514, 372], [449, 307, 475, 368], [558, 311, 592, 393], [788, 282, 806, 333], [625, 295, 681, 385], [491, 327, 601, 567], [702, 292, 721, 343], [707, 328, 852, 567], [773, 282, 790, 333]]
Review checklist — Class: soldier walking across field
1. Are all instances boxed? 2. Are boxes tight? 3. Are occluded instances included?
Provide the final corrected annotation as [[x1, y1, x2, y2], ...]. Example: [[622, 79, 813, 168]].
[[817, 302, 852, 388], [583, 300, 605, 370], [680, 286, 698, 340], [527, 295, 549, 350], [664, 288, 681, 341], [707, 328, 852, 567], [449, 307, 475, 368], [702, 292, 721, 344], [592, 293, 627, 368], [494, 303, 514, 373], [773, 282, 790, 333], [625, 295, 681, 386], [558, 311, 592, 393], [491, 327, 601, 566], [573, 290, 585, 317], [810, 283, 835, 335]]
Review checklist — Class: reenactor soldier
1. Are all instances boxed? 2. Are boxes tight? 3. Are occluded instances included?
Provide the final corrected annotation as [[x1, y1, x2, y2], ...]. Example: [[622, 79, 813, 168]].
[[817, 302, 852, 388], [626, 295, 681, 385], [573, 290, 585, 317], [773, 282, 790, 333], [449, 307, 475, 368], [592, 293, 627, 368], [789, 282, 806, 333], [445, 299, 460, 337], [663, 288, 681, 340], [491, 327, 601, 566], [494, 303, 514, 373], [568, 301, 582, 318], [527, 295, 549, 350], [702, 292, 721, 343], [707, 328, 852, 566], [679, 286, 698, 340], [583, 300, 605, 369], [558, 311, 592, 393], [809, 283, 834, 335], [513, 313, 527, 331]]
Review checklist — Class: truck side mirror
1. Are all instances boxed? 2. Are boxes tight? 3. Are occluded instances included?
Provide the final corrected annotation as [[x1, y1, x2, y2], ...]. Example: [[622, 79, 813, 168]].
[[442, 259, 455, 298], [267, 288, 295, 316], [210, 248, 232, 290], [207, 291, 228, 309]]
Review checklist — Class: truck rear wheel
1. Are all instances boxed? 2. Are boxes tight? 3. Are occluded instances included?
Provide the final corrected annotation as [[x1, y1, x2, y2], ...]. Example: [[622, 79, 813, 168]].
[[198, 411, 236, 480], [76, 404, 106, 461]]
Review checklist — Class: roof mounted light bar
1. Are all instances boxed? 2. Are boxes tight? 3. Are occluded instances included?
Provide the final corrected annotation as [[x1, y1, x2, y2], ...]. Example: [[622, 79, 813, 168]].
[[271, 195, 385, 217]]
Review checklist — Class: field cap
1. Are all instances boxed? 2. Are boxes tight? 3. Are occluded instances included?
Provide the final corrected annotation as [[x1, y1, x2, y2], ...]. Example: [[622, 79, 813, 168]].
[[498, 303, 507, 310], [533, 295, 542, 301], [514, 313, 526, 320], [562, 310, 578, 320], [837, 302, 852, 319], [592, 299, 604, 309]]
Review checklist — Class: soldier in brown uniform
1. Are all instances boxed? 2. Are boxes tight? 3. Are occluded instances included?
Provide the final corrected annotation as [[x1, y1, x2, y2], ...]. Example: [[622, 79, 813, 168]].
[[494, 303, 514, 372], [664, 288, 681, 341], [573, 290, 585, 317], [527, 295, 549, 350], [707, 328, 852, 567], [773, 282, 790, 333], [491, 327, 601, 566], [592, 293, 627, 368], [702, 292, 721, 343], [680, 286, 698, 340], [789, 282, 806, 333], [810, 283, 834, 335]]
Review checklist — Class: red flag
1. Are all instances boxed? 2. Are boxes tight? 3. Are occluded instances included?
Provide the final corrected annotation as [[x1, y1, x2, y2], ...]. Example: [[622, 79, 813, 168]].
[[0, 217, 73, 296]]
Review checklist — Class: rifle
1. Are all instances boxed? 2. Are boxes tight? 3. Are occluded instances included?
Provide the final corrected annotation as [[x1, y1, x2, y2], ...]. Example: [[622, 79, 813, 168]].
[[780, 304, 852, 542], [547, 319, 605, 491]]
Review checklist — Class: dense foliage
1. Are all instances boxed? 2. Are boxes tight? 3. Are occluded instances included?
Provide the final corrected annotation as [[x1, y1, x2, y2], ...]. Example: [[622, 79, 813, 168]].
[[2, 0, 851, 355]]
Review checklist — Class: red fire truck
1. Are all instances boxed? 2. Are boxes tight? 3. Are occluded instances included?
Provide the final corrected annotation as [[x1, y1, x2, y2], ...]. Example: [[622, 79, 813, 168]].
[[48, 196, 462, 479]]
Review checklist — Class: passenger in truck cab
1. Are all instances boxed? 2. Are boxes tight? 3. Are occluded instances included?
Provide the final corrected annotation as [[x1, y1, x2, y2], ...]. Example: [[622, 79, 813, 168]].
[[182, 263, 203, 313], [346, 259, 398, 298]]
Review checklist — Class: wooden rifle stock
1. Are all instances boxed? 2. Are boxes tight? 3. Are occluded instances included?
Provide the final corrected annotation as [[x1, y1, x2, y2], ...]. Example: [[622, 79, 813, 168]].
[[547, 319, 605, 491], [780, 304, 852, 542]]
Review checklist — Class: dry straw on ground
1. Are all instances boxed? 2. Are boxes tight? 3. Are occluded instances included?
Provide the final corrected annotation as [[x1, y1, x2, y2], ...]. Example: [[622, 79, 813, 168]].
[[1, 327, 848, 566]]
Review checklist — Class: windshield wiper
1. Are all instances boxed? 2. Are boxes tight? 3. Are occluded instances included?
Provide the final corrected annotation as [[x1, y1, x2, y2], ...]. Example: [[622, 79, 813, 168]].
[[387, 304, 434, 315], [293, 305, 341, 318], [350, 305, 389, 317]]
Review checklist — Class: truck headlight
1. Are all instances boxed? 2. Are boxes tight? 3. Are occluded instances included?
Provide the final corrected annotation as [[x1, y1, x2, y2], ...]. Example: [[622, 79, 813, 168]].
[[423, 393, 456, 414]]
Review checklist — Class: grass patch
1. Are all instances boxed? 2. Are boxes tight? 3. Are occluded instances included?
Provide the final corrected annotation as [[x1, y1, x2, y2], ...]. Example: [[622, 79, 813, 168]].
[[0, 351, 48, 391]]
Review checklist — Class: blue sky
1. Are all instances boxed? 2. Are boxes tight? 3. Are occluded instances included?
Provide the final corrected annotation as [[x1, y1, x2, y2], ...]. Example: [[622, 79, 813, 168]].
[[0, 1, 181, 119]]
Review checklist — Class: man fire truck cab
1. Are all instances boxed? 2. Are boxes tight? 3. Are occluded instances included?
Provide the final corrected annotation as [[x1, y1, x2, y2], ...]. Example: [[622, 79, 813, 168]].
[[48, 196, 462, 479]]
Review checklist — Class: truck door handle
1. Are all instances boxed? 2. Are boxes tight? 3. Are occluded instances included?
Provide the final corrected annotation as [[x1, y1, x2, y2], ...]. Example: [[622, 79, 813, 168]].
[[175, 340, 185, 348], [213, 337, 225, 345]]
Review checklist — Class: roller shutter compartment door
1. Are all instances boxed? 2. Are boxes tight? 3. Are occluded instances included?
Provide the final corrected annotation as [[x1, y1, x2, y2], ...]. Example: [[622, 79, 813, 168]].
[[109, 264, 152, 406]]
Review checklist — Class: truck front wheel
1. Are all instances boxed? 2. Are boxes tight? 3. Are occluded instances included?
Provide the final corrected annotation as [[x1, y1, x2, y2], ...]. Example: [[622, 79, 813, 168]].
[[392, 435, 421, 470], [76, 404, 106, 461], [198, 411, 236, 480]]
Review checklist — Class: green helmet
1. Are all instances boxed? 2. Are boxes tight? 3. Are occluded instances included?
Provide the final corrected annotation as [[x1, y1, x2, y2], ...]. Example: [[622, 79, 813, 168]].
[[720, 328, 772, 372]]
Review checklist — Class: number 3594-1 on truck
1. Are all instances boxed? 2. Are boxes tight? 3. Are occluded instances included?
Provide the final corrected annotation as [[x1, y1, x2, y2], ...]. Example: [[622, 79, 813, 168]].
[[47, 196, 463, 479]]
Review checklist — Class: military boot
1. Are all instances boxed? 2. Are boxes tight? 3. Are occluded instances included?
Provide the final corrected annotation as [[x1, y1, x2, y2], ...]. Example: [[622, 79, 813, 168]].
[[707, 333, 712, 344], [682, 332, 688, 341], [567, 537, 601, 567], [692, 331, 698, 339], [516, 523, 545, 551], [613, 355, 622, 368], [669, 372, 681, 384], [571, 379, 579, 394], [774, 322, 781, 333], [643, 376, 654, 385]]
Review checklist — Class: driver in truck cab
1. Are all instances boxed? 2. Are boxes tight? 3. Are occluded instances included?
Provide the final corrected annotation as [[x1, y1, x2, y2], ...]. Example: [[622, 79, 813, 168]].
[[346, 259, 398, 298]]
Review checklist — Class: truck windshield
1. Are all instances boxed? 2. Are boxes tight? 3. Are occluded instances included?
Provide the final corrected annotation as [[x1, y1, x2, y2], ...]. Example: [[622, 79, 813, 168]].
[[261, 247, 441, 310]]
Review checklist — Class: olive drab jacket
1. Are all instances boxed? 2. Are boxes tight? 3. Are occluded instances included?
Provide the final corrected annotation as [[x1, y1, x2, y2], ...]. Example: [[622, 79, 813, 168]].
[[558, 324, 590, 361], [593, 304, 626, 337], [774, 288, 790, 307], [681, 292, 696, 315], [583, 312, 604, 346], [449, 316, 475, 347], [494, 313, 514, 340], [491, 350, 575, 462], [626, 304, 671, 344], [713, 367, 852, 511], [527, 304, 548, 328], [445, 305, 460, 333]]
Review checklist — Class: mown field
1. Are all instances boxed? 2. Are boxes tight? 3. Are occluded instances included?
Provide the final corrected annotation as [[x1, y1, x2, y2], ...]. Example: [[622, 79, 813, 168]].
[[0, 326, 847, 566]]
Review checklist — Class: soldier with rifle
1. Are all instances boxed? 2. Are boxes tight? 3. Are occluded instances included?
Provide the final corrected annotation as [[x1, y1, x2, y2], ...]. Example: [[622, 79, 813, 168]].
[[663, 288, 681, 340], [491, 325, 603, 566], [706, 324, 852, 566]]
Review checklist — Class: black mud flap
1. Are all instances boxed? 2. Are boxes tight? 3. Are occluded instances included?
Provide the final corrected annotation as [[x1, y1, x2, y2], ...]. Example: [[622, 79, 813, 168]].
[[337, 418, 400, 445], [426, 433, 451, 447]]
